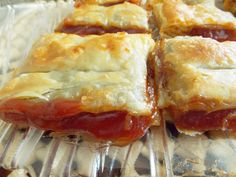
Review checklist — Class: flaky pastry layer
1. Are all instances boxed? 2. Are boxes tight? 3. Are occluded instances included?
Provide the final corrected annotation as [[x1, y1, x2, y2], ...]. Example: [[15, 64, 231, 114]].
[[151, 0, 236, 41], [56, 2, 149, 35], [0, 33, 155, 116]]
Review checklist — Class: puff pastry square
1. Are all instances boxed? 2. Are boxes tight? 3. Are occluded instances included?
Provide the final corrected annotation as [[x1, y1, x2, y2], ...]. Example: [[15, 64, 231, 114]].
[[152, 0, 236, 41], [224, 0, 236, 16], [56, 2, 149, 35], [157, 36, 236, 133], [0, 32, 156, 144]]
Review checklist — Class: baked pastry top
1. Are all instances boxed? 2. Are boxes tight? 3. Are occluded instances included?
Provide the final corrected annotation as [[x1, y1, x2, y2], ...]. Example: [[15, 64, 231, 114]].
[[156, 36, 236, 132], [56, 2, 149, 35], [1, 32, 155, 115], [151, 0, 236, 41], [224, 0, 236, 16], [158, 36, 236, 110]]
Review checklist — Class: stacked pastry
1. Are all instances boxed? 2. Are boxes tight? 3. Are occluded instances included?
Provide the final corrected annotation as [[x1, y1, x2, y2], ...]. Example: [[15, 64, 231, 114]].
[[0, 0, 236, 146], [150, 0, 236, 134]]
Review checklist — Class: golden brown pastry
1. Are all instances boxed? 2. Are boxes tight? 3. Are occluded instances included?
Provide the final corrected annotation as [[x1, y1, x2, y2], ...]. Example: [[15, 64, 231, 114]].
[[0, 32, 157, 145], [151, 0, 236, 41], [156, 36, 236, 133], [56, 2, 149, 35], [224, 0, 236, 16]]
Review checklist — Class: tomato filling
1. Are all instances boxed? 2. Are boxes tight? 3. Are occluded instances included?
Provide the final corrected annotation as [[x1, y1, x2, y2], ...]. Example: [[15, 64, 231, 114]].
[[173, 109, 236, 132], [0, 99, 152, 143], [0, 168, 11, 177], [56, 25, 147, 35], [74, 0, 139, 7], [188, 27, 236, 42], [74, 0, 124, 7]]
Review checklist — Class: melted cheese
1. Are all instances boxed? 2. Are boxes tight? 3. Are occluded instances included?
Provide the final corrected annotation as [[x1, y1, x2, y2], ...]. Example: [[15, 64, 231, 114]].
[[0, 33, 155, 115]]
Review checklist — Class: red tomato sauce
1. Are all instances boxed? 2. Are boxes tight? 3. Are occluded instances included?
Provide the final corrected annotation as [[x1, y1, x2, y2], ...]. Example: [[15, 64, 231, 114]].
[[174, 109, 236, 132], [56, 25, 147, 36], [74, 0, 139, 7], [189, 27, 236, 42], [0, 58, 157, 144], [0, 99, 153, 144], [0, 168, 11, 177]]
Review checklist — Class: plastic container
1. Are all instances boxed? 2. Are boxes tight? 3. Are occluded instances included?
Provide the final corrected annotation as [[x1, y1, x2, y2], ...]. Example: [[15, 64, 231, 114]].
[[0, 1, 235, 177]]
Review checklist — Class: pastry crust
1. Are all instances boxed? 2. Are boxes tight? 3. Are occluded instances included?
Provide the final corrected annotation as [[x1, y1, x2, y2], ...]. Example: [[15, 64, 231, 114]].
[[151, 0, 236, 40], [224, 0, 236, 16], [0, 32, 155, 116], [158, 36, 236, 112], [56, 2, 149, 35], [157, 36, 236, 132]]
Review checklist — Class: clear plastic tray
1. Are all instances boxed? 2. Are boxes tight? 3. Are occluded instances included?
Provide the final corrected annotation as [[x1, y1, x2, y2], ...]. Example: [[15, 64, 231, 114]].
[[0, 1, 236, 177]]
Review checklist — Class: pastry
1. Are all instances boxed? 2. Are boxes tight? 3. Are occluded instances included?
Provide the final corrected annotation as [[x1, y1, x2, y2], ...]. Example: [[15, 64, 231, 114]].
[[56, 2, 149, 35], [156, 36, 236, 133], [0, 32, 157, 144], [151, 0, 236, 41]]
